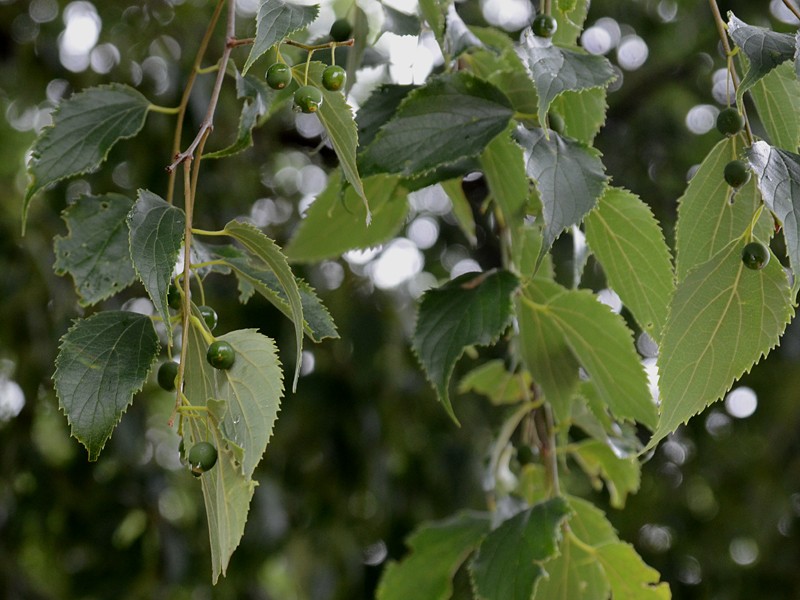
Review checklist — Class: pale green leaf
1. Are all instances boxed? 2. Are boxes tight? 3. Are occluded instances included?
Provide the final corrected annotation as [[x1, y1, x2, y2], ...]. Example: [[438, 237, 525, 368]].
[[418, 0, 452, 50], [517, 37, 616, 126], [53, 193, 136, 306], [24, 84, 150, 228], [567, 496, 617, 546], [570, 439, 641, 509], [526, 287, 658, 428], [486, 60, 539, 116], [457, 359, 531, 405], [516, 278, 580, 424], [285, 173, 407, 262], [412, 270, 520, 423], [440, 178, 477, 246], [54, 311, 160, 461], [224, 221, 304, 391], [596, 542, 671, 600], [212, 329, 283, 479], [553, 0, 589, 47], [376, 511, 491, 600], [243, 0, 319, 74], [359, 72, 514, 178], [514, 125, 607, 261], [584, 187, 674, 341], [675, 137, 770, 281], [204, 98, 259, 159], [532, 533, 609, 600], [727, 13, 796, 100], [747, 141, 800, 290], [127, 189, 186, 337], [469, 497, 571, 600], [650, 239, 793, 448], [749, 62, 800, 152], [550, 87, 607, 144]]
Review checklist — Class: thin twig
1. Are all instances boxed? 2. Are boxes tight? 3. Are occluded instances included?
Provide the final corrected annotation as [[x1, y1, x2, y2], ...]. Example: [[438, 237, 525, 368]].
[[781, 0, 800, 21]]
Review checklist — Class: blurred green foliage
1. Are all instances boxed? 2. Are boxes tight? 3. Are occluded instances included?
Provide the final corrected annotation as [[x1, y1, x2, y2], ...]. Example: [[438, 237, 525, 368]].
[[1, 0, 800, 598]]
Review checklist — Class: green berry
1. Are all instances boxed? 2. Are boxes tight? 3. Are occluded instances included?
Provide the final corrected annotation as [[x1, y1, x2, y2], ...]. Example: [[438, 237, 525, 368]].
[[207, 340, 235, 369], [532, 14, 557, 38], [294, 85, 324, 113], [724, 159, 750, 188], [716, 107, 744, 136], [741, 241, 770, 270], [198, 305, 218, 331], [266, 62, 292, 90], [167, 284, 181, 309], [517, 445, 535, 466], [157, 361, 179, 391], [322, 65, 346, 92], [188, 441, 218, 475], [330, 18, 352, 42]]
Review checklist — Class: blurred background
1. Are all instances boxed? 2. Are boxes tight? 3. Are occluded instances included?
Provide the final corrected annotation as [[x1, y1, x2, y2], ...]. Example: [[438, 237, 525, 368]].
[[1, 0, 799, 598]]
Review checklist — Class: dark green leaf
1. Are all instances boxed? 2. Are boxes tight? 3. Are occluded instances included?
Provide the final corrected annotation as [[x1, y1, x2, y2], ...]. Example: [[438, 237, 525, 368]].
[[54, 311, 159, 461], [727, 13, 796, 100], [383, 5, 420, 37], [54, 193, 136, 306], [376, 511, 491, 600], [517, 37, 616, 126], [285, 173, 407, 263], [469, 497, 571, 600], [584, 188, 674, 342], [747, 140, 800, 289], [224, 220, 304, 391], [127, 190, 186, 336], [419, 0, 451, 50], [243, 0, 319, 74], [356, 84, 417, 148], [204, 98, 259, 159], [24, 84, 150, 228], [413, 270, 520, 423], [514, 125, 607, 262], [359, 72, 513, 178]]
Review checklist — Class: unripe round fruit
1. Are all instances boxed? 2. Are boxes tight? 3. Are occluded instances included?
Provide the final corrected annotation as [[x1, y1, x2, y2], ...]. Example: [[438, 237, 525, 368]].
[[724, 159, 750, 188], [294, 85, 324, 113], [322, 65, 346, 91], [188, 441, 218, 475], [167, 284, 181, 309], [532, 14, 557, 38], [198, 305, 218, 331], [157, 361, 179, 391], [741, 241, 770, 270], [266, 62, 292, 90], [716, 107, 744, 136], [207, 340, 235, 369], [517, 445, 535, 466], [330, 18, 352, 42]]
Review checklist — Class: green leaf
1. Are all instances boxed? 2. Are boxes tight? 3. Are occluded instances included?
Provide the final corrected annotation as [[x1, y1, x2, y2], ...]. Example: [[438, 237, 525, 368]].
[[522, 285, 658, 428], [127, 189, 186, 337], [727, 13, 796, 100], [377, 511, 490, 600], [54, 311, 160, 461], [747, 141, 800, 289], [675, 137, 770, 281], [596, 542, 671, 600], [243, 0, 319, 74], [514, 125, 608, 263], [383, 4, 420, 37], [204, 98, 260, 159], [285, 173, 407, 263], [24, 84, 150, 229], [419, 0, 452, 50], [210, 329, 283, 479], [444, 3, 483, 57], [567, 496, 617, 546], [516, 279, 580, 424], [224, 220, 304, 391], [458, 360, 531, 405], [359, 72, 514, 178], [440, 178, 477, 246], [53, 193, 136, 306], [650, 239, 793, 448], [413, 270, 520, 424], [531, 533, 609, 600], [570, 439, 641, 509], [301, 62, 369, 218], [749, 62, 800, 152], [553, 0, 589, 47], [517, 37, 616, 126], [469, 497, 571, 600], [216, 247, 337, 342], [584, 188, 674, 341], [183, 322, 255, 584], [356, 84, 417, 148], [550, 87, 608, 144]]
